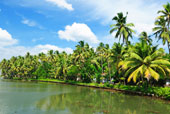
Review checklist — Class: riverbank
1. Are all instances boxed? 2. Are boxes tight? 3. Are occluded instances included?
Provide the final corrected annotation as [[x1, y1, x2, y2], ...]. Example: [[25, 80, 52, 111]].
[[29, 78, 170, 100]]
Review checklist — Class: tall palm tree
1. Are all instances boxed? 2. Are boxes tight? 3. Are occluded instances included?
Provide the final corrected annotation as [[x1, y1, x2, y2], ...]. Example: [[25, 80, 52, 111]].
[[153, 17, 170, 54], [110, 12, 135, 46], [96, 42, 106, 74], [55, 51, 69, 80], [104, 44, 113, 81], [73, 41, 85, 64], [110, 43, 126, 82], [158, 3, 170, 27], [155, 3, 170, 54], [72, 41, 92, 82]]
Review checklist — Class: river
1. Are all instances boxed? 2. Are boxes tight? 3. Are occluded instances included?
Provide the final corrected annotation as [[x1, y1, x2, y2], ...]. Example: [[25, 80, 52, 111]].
[[0, 80, 169, 114]]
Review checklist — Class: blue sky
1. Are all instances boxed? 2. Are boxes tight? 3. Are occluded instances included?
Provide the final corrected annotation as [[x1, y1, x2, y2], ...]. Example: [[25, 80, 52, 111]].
[[0, 0, 169, 60]]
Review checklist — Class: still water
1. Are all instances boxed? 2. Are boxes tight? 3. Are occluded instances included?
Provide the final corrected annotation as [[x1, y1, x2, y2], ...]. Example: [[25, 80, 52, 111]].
[[0, 80, 169, 114]]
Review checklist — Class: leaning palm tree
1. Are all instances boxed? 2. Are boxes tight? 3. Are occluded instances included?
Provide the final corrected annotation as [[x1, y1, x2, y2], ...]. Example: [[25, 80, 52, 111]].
[[120, 43, 170, 83], [110, 12, 135, 46]]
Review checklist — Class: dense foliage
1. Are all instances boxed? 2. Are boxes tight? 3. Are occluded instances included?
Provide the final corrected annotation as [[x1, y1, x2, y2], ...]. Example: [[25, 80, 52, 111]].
[[0, 3, 170, 87]]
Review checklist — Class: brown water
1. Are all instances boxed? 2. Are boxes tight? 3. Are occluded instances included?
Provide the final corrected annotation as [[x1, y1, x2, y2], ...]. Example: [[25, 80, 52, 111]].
[[0, 80, 169, 114]]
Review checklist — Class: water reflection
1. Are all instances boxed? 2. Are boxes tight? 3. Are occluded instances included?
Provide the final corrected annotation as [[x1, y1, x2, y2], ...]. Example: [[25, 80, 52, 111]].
[[0, 80, 169, 114], [36, 88, 170, 114]]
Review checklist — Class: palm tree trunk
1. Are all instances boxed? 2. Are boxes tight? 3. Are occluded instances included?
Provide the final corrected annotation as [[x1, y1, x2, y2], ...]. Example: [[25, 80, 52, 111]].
[[168, 43, 170, 54], [108, 61, 111, 81], [101, 56, 103, 74], [167, 19, 170, 54], [126, 39, 129, 47], [116, 58, 119, 73]]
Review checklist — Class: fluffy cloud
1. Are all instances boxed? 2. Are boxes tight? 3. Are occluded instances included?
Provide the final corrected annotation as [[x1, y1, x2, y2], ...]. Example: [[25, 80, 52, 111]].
[[0, 28, 72, 60], [0, 28, 18, 47], [75, 0, 165, 35], [58, 22, 99, 44], [45, 0, 74, 11], [0, 44, 73, 60], [2, 0, 74, 12], [34, 44, 73, 54], [101, 34, 119, 45]]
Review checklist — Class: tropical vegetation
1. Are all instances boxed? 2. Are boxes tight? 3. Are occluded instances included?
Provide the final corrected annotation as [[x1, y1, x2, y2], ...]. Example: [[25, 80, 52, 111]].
[[0, 3, 170, 99]]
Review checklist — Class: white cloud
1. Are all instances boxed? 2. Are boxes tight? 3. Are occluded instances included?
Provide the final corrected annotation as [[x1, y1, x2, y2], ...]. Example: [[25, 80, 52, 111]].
[[2, 0, 74, 12], [101, 34, 119, 45], [45, 0, 74, 11], [22, 18, 36, 27], [58, 22, 99, 44], [0, 28, 18, 47], [0, 28, 72, 60], [32, 37, 44, 43], [76, 0, 164, 35], [21, 18, 44, 29], [34, 44, 73, 54], [0, 44, 73, 60]]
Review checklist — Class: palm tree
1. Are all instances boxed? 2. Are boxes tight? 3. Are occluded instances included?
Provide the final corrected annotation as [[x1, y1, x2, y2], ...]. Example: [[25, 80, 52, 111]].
[[110, 12, 135, 46], [55, 51, 69, 80], [47, 50, 54, 62], [0, 59, 8, 77], [158, 3, 170, 27], [104, 44, 113, 81], [155, 3, 170, 54], [139, 31, 152, 45], [73, 41, 85, 64], [121, 42, 170, 83], [96, 42, 106, 74], [72, 41, 93, 82], [110, 43, 126, 83], [153, 17, 170, 54], [111, 43, 125, 72]]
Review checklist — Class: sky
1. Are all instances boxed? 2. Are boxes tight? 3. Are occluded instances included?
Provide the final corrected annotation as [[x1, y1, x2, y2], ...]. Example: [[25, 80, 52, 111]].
[[0, 0, 169, 60]]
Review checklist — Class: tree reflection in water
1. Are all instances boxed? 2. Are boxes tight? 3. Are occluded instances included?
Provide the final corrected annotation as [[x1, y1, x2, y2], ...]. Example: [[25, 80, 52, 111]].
[[35, 88, 170, 114]]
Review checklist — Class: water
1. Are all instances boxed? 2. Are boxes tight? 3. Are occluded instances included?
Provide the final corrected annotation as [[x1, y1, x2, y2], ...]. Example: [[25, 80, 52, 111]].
[[0, 80, 169, 114]]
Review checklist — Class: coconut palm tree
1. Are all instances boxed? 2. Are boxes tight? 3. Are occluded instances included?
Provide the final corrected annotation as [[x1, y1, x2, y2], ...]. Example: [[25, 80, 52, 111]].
[[155, 3, 170, 54], [158, 3, 170, 27], [110, 43, 127, 83], [121, 42, 170, 83], [104, 44, 113, 81], [0, 59, 9, 77], [47, 50, 54, 62], [71, 41, 92, 82], [96, 42, 106, 74], [110, 12, 135, 46], [73, 41, 85, 64], [139, 31, 152, 45], [111, 43, 125, 72], [153, 17, 170, 54]]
